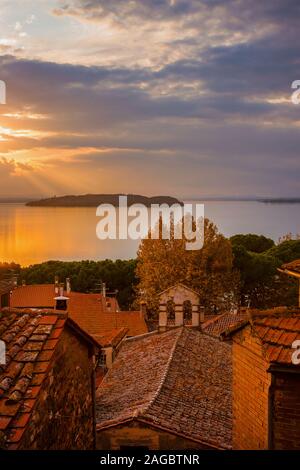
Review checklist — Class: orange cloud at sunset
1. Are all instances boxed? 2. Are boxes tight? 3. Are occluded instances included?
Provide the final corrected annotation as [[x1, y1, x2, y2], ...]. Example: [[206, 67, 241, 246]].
[[0, 0, 299, 199]]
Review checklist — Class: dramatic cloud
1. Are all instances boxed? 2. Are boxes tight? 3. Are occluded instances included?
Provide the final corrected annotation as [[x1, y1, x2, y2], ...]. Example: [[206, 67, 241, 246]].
[[54, 0, 202, 22], [0, 0, 299, 197]]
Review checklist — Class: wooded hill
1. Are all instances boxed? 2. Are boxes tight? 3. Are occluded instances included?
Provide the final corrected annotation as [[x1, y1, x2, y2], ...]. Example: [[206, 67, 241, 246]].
[[26, 194, 183, 207]]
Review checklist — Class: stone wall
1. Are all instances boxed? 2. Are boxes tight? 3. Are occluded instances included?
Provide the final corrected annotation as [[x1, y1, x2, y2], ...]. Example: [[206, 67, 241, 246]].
[[19, 327, 96, 450], [232, 326, 271, 449], [97, 420, 212, 450]]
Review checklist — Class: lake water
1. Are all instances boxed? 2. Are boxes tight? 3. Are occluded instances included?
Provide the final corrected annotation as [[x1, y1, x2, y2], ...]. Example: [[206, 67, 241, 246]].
[[0, 202, 299, 266]]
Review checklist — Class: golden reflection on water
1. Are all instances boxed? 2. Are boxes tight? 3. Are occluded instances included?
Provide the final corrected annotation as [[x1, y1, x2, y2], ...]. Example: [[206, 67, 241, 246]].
[[0, 202, 299, 266], [0, 204, 138, 266]]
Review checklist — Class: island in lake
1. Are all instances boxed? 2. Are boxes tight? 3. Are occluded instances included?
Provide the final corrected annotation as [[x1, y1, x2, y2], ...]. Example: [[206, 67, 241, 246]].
[[26, 194, 183, 207]]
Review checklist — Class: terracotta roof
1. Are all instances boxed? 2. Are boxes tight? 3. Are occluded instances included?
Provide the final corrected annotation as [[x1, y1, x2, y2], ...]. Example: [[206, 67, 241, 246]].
[[251, 312, 300, 365], [69, 307, 148, 340], [96, 327, 232, 449], [11, 285, 147, 342], [0, 308, 99, 449], [280, 259, 300, 276], [11, 285, 120, 311], [10, 285, 58, 308], [10, 285, 106, 310], [93, 328, 128, 348], [112, 311, 148, 337], [202, 312, 247, 338], [223, 309, 300, 366], [0, 308, 67, 449]]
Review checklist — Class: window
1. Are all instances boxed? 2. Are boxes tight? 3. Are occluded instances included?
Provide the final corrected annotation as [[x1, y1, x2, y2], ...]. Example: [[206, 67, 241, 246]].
[[97, 351, 107, 368], [166, 299, 175, 320], [183, 300, 192, 321]]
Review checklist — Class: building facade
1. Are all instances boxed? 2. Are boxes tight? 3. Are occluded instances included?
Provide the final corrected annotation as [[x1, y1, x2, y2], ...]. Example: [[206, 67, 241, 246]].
[[0, 308, 99, 450], [226, 309, 300, 449]]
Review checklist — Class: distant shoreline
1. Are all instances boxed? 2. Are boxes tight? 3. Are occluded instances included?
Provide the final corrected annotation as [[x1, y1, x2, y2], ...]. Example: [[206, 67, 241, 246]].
[[258, 199, 300, 204], [25, 194, 184, 207], [0, 196, 299, 206], [185, 198, 300, 204]]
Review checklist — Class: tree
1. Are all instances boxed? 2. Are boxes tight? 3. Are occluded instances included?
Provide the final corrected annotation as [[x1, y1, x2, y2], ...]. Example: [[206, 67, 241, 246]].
[[20, 259, 137, 309], [267, 239, 300, 264], [136, 218, 239, 316], [231, 238, 300, 308], [230, 234, 274, 253]]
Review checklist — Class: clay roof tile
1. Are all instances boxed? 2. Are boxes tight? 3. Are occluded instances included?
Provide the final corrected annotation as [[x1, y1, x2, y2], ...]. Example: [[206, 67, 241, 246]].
[[96, 328, 232, 449], [0, 308, 73, 448], [252, 312, 300, 365]]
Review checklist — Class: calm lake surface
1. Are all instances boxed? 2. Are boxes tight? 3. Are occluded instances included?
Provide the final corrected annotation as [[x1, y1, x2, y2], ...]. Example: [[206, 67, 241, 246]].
[[0, 202, 299, 266]]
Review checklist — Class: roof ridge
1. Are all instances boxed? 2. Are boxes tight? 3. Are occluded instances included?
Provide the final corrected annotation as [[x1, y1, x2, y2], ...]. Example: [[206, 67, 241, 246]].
[[1, 307, 67, 317], [139, 327, 184, 417], [124, 330, 158, 343]]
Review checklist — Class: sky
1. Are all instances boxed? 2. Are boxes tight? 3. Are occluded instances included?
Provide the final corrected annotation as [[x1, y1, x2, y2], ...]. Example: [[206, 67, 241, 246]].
[[0, 0, 299, 199]]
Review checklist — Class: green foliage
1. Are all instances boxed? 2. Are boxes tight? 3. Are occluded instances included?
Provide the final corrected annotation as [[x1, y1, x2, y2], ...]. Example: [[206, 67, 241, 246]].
[[20, 259, 137, 310], [232, 237, 300, 308], [230, 234, 275, 253], [266, 239, 300, 264], [2, 234, 299, 312]]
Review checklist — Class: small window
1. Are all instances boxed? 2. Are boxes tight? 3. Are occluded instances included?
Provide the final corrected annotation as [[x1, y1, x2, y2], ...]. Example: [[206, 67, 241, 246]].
[[166, 299, 175, 320], [183, 300, 192, 321], [97, 351, 107, 368]]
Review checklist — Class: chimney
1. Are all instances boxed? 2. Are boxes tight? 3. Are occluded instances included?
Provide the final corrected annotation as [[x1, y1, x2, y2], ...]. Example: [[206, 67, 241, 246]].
[[66, 278, 71, 294], [54, 296, 69, 311], [59, 282, 64, 297], [140, 301, 147, 320], [54, 284, 69, 311], [54, 276, 59, 295], [102, 282, 106, 298]]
